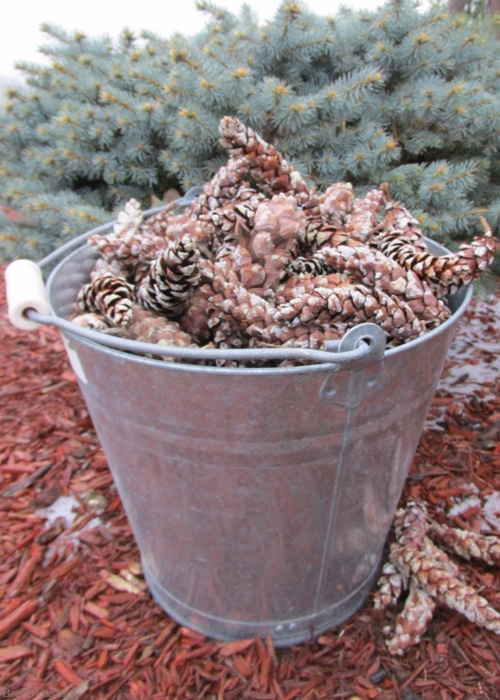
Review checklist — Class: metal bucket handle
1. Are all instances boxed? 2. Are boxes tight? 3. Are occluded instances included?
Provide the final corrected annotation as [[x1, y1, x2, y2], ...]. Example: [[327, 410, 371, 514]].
[[5, 187, 386, 370]]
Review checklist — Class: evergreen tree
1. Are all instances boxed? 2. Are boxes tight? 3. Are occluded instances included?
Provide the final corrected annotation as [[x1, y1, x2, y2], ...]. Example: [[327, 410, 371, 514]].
[[0, 0, 499, 261]]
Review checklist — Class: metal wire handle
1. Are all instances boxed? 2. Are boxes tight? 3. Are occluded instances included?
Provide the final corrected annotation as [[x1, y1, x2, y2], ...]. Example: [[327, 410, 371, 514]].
[[25, 308, 385, 369]]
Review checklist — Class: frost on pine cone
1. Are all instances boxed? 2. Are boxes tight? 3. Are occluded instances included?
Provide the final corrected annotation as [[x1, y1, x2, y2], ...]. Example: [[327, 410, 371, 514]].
[[74, 116, 499, 364], [137, 235, 201, 319], [374, 499, 500, 655], [88, 199, 168, 279], [77, 271, 135, 326]]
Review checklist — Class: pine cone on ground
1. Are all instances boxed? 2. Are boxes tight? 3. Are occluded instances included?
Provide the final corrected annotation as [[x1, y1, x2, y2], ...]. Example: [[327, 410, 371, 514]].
[[428, 521, 500, 567], [77, 272, 135, 326], [374, 499, 500, 655], [137, 235, 201, 318]]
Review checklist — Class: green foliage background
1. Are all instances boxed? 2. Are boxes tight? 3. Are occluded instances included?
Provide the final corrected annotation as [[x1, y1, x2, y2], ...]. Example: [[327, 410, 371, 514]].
[[0, 0, 499, 261]]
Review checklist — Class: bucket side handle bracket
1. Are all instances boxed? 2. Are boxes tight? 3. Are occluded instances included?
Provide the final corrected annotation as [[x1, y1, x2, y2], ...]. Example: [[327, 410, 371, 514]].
[[320, 323, 387, 407]]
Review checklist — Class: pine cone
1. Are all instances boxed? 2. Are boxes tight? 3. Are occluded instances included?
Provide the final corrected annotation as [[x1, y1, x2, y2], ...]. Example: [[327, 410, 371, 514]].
[[379, 184, 427, 248], [167, 267, 345, 358], [318, 182, 354, 228], [345, 188, 386, 242], [275, 278, 426, 344], [288, 242, 449, 327], [70, 312, 111, 331], [190, 156, 251, 217], [384, 586, 436, 655], [179, 284, 217, 345], [180, 258, 288, 349], [428, 521, 500, 567], [373, 561, 404, 609], [219, 116, 319, 212], [375, 499, 500, 655], [137, 235, 201, 319], [123, 304, 196, 357], [297, 219, 340, 254], [215, 243, 267, 290], [88, 199, 170, 277], [376, 217, 499, 297], [244, 194, 306, 289], [200, 186, 266, 256], [77, 272, 135, 326]]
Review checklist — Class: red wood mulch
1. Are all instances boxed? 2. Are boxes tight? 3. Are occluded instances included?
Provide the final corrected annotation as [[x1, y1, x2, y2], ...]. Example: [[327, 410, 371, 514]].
[[1, 263, 500, 700]]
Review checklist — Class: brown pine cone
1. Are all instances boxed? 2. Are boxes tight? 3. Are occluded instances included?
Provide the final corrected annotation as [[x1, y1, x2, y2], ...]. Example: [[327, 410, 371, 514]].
[[137, 235, 201, 319], [296, 219, 340, 254], [70, 312, 111, 331], [376, 217, 499, 297], [88, 199, 169, 273], [219, 116, 318, 212], [276, 279, 426, 344], [428, 521, 500, 567], [379, 184, 427, 248], [77, 272, 135, 326], [200, 187, 266, 256], [244, 194, 306, 289], [179, 283, 216, 345], [197, 259, 265, 348], [376, 499, 500, 655], [385, 586, 436, 655], [373, 561, 403, 609], [190, 156, 251, 217], [207, 193, 307, 292], [123, 304, 196, 355], [287, 243, 449, 327], [345, 188, 386, 242], [318, 182, 354, 228]]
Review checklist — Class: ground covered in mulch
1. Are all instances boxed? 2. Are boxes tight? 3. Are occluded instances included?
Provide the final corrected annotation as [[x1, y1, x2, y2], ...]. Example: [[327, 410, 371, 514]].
[[1, 264, 500, 700]]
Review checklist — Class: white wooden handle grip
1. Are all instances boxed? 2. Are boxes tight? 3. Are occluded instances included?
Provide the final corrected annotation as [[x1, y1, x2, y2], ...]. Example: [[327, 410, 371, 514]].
[[5, 259, 51, 330]]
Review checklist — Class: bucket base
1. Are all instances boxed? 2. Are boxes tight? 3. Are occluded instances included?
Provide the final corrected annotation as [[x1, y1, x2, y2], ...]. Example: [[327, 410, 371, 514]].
[[142, 559, 379, 647]]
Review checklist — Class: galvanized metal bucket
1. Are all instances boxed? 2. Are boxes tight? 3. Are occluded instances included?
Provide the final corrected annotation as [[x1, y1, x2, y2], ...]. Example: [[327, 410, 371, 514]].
[[12, 221, 472, 647]]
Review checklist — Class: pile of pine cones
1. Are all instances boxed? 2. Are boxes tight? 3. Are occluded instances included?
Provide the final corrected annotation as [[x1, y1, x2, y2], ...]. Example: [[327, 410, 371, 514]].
[[71, 116, 499, 364], [374, 499, 500, 655]]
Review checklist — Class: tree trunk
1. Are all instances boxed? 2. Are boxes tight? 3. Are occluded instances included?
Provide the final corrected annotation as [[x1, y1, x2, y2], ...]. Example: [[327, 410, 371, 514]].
[[448, 0, 500, 12], [448, 0, 467, 11], [485, 0, 500, 13]]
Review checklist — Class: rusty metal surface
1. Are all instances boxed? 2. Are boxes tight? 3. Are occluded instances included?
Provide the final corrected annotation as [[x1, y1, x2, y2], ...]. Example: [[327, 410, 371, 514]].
[[46, 241, 471, 646]]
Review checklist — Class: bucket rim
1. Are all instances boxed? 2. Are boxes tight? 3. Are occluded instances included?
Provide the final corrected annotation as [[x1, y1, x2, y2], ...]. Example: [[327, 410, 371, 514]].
[[45, 240, 473, 376]]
